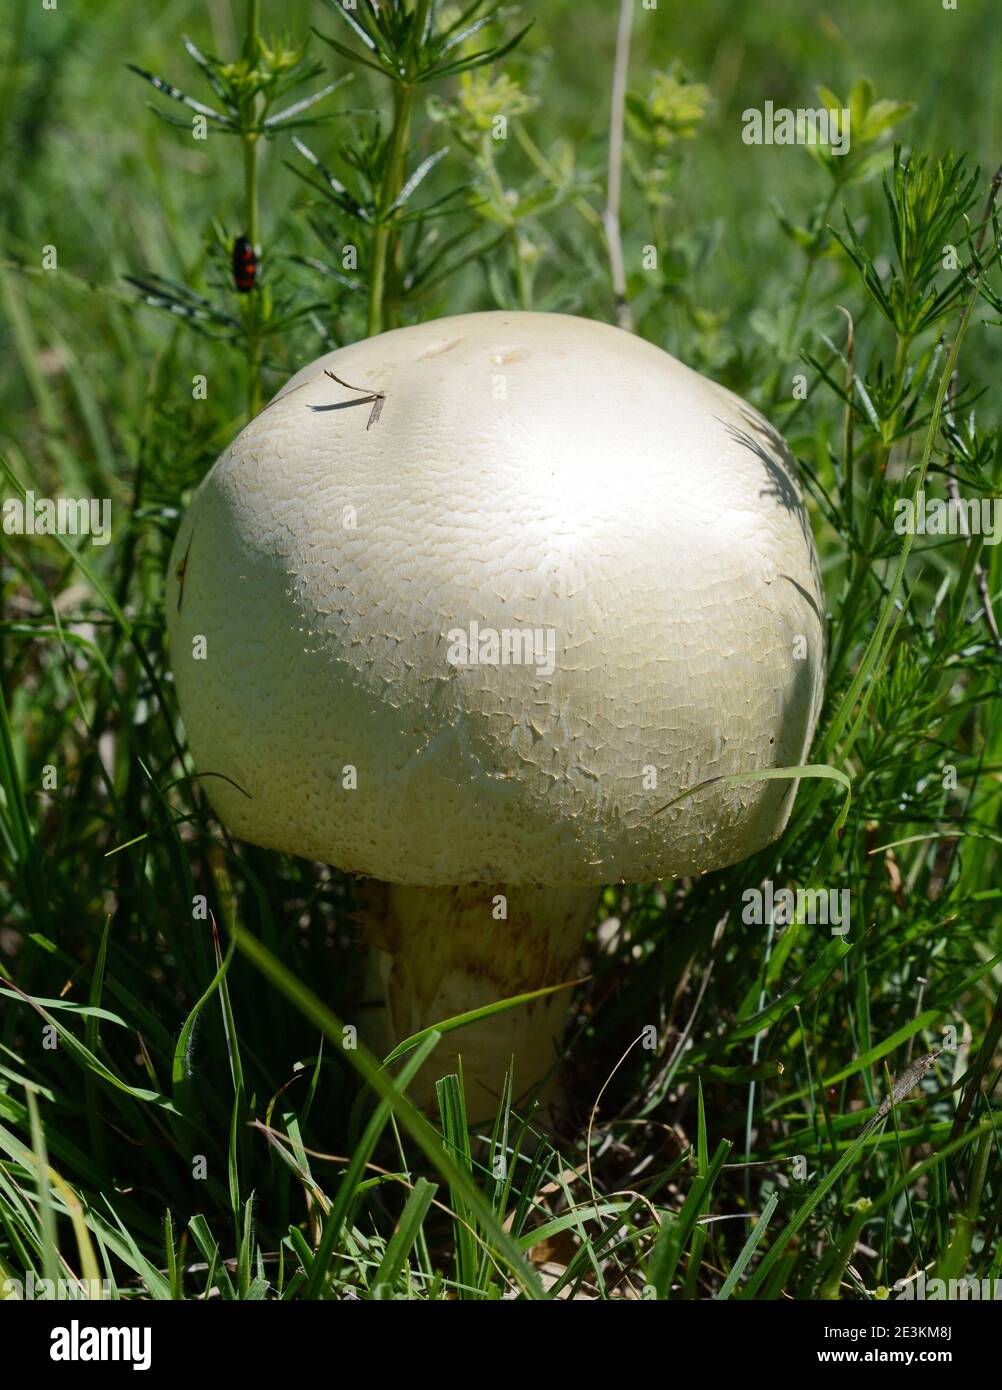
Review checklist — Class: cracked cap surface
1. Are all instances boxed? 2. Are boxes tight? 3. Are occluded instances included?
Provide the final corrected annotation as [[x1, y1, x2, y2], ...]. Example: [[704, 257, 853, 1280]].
[[166, 310, 826, 886]]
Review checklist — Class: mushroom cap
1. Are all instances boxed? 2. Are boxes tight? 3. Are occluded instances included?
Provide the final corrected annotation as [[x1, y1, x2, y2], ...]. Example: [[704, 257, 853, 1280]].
[[166, 311, 825, 887]]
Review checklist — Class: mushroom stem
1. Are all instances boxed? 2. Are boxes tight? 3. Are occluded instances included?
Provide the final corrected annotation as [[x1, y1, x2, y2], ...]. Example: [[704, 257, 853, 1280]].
[[362, 883, 597, 1121]]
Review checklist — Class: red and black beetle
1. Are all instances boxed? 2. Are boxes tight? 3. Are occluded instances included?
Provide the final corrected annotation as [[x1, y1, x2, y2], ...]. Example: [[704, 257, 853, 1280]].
[[232, 235, 257, 293]]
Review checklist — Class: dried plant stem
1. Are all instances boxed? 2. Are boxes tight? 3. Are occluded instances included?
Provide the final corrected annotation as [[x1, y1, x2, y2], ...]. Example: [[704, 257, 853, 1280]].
[[862, 1050, 944, 1135], [603, 0, 634, 332]]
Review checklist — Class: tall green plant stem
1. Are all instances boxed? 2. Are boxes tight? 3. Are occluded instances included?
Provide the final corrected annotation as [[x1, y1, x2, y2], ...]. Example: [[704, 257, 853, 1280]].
[[366, 0, 432, 335], [482, 133, 530, 309], [244, 0, 261, 63], [242, 0, 262, 416], [243, 132, 262, 417], [766, 182, 841, 408], [829, 328, 912, 678], [368, 81, 416, 336], [817, 282, 983, 771]]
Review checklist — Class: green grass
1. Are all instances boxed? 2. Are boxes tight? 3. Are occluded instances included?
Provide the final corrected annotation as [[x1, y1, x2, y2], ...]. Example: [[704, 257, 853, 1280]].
[[1, 0, 1001, 1300]]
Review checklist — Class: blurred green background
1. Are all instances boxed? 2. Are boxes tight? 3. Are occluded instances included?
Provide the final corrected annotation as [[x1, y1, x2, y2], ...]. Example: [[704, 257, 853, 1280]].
[[2, 0, 999, 460]]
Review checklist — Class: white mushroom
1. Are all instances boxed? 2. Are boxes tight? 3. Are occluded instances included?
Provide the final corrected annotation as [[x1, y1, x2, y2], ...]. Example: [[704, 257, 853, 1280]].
[[166, 311, 826, 1120]]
